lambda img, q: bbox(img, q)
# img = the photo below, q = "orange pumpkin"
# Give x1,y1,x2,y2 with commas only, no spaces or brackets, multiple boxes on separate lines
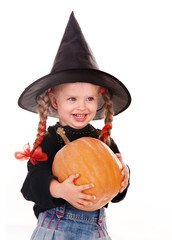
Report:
52,128,123,211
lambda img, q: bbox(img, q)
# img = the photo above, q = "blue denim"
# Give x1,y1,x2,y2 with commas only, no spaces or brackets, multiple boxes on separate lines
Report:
30,203,111,239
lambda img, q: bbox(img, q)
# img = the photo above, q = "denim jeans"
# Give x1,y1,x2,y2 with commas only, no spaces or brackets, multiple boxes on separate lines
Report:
30,203,111,239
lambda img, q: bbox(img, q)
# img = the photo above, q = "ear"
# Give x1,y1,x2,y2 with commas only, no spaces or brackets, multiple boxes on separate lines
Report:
49,92,58,109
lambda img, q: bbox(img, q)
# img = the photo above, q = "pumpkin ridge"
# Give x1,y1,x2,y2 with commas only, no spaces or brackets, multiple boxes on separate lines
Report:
52,136,123,211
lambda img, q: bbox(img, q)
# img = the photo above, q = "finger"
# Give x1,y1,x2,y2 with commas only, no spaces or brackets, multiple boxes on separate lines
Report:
115,153,122,161
77,199,93,207
80,193,96,201
67,174,79,183
121,168,127,177
78,183,94,191
119,187,125,193
116,153,125,165
121,167,129,179
119,182,125,193
119,179,128,193
115,154,126,168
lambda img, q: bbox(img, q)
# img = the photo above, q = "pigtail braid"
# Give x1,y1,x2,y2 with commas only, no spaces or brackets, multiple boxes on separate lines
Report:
33,90,51,147
99,90,114,146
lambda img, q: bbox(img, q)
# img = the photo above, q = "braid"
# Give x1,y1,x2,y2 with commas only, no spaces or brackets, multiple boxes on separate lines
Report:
99,90,114,146
33,90,51,147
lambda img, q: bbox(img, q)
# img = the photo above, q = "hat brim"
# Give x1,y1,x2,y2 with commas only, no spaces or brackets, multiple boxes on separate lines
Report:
18,69,131,120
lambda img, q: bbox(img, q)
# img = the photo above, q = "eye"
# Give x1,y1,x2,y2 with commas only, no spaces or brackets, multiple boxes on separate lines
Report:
68,97,76,101
87,97,94,101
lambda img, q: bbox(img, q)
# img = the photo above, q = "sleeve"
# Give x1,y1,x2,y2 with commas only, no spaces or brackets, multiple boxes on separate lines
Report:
109,137,130,203
21,129,65,209
21,161,58,209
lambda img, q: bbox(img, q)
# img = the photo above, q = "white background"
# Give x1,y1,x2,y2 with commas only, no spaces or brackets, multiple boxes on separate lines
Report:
1,0,172,239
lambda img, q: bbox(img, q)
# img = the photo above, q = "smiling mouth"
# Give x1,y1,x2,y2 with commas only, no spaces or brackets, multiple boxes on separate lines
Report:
73,114,87,119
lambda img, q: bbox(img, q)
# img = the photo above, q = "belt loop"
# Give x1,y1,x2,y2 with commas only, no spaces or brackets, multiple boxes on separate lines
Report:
55,203,66,215
55,204,66,230
97,207,109,238
98,207,105,221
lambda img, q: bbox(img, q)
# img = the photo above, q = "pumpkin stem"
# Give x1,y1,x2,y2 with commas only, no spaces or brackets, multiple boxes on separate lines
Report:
57,127,70,145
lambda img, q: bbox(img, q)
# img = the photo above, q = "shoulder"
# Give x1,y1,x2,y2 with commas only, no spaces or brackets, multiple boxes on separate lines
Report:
42,125,57,146
27,124,62,169
40,124,63,158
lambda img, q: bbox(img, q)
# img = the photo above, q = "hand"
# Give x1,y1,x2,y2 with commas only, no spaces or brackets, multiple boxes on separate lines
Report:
116,153,129,193
57,174,96,209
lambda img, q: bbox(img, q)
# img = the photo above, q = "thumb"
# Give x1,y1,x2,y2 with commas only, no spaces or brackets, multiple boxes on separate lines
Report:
115,153,125,168
115,153,122,160
115,153,124,163
67,174,79,183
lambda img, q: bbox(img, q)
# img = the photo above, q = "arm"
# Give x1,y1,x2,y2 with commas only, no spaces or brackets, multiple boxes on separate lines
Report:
21,130,64,209
109,138,130,203
21,129,96,210
21,159,62,209
49,174,96,209
111,157,130,203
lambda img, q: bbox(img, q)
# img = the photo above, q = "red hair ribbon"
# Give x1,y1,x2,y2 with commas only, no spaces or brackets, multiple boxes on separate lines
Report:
99,124,111,140
39,121,46,133
15,143,48,165
47,88,51,93
100,87,107,94
39,126,46,133
35,135,44,146
41,121,46,126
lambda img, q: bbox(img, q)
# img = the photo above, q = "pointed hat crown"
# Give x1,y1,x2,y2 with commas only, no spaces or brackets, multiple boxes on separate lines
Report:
18,12,131,119
50,12,99,73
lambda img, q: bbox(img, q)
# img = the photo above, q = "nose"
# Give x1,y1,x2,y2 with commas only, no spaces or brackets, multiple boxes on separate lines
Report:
76,100,86,111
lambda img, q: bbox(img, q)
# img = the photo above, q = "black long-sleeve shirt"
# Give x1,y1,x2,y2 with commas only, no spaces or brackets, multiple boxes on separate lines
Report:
21,123,129,218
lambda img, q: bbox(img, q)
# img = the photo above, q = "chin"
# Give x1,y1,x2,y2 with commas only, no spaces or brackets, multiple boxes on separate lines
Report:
71,122,89,129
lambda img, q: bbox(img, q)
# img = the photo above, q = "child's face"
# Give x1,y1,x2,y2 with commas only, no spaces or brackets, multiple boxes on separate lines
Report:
49,82,100,129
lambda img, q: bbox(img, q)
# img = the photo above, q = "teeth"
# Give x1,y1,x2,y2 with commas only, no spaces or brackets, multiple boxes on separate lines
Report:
74,114,86,118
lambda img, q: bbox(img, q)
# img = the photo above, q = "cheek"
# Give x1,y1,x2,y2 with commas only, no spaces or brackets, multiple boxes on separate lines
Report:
90,102,98,113
58,103,73,114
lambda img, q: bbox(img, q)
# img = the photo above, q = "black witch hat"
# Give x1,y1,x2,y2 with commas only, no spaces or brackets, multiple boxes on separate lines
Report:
18,12,131,119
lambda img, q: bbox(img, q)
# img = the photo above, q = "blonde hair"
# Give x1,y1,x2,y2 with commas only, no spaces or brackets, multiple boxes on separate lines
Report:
98,90,114,146
33,90,50,147
34,88,114,147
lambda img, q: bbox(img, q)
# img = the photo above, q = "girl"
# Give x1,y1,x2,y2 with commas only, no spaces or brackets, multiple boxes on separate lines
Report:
15,12,131,240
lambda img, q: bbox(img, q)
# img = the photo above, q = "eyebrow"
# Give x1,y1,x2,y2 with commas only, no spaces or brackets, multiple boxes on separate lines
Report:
65,93,98,97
